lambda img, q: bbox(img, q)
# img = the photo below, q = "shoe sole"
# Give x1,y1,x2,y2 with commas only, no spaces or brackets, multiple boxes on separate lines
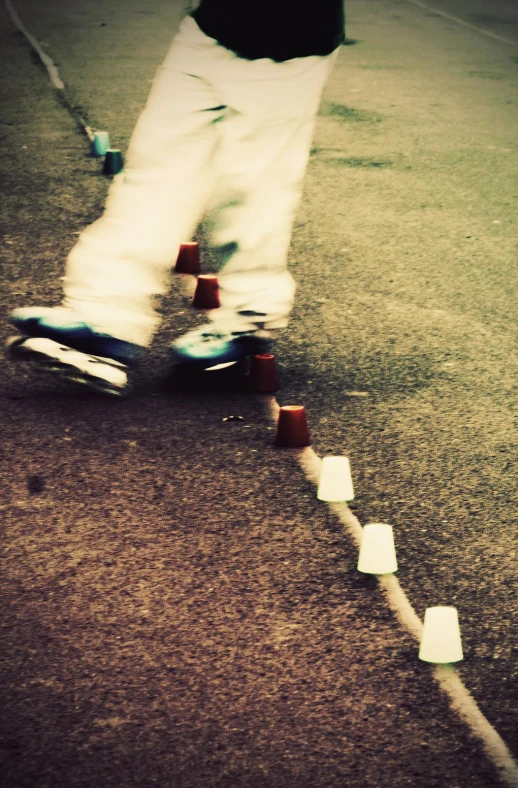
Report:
199,361,239,371
7,335,129,397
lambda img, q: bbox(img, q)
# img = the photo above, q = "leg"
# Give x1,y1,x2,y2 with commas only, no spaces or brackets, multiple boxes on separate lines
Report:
203,113,315,333
170,48,339,366
63,17,226,346
204,48,340,333
8,18,229,391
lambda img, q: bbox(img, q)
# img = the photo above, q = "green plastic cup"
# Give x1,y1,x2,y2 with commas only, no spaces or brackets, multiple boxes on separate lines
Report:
92,131,111,156
103,149,124,176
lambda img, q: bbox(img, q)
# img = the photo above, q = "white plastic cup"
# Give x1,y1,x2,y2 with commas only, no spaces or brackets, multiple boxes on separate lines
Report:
357,523,398,574
419,606,463,663
92,131,111,156
317,456,354,502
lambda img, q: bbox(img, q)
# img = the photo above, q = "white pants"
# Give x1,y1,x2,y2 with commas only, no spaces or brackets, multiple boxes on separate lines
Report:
64,16,339,346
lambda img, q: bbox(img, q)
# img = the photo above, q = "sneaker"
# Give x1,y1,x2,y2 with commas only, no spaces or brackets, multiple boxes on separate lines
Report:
9,307,142,365
7,306,144,396
171,325,271,369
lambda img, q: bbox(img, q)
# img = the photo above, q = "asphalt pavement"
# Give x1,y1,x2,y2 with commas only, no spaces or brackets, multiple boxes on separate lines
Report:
1,1,517,786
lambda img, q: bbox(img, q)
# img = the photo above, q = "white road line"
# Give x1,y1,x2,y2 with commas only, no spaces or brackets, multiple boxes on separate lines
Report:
405,0,518,47
266,397,518,788
434,666,518,788
4,0,65,89
4,0,95,141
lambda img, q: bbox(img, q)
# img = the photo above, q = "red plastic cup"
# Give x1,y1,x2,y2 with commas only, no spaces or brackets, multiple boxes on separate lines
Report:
274,405,311,447
175,242,201,274
192,274,220,309
249,353,278,393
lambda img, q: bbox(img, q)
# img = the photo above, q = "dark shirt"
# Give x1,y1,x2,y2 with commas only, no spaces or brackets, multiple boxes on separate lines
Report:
191,0,345,62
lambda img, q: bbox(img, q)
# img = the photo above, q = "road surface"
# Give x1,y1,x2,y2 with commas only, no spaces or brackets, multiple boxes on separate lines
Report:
1,1,517,786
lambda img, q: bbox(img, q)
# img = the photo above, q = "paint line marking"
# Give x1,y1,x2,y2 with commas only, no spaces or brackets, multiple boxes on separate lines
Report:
405,0,518,47
434,666,518,788
266,397,518,787
5,0,65,89
4,0,95,141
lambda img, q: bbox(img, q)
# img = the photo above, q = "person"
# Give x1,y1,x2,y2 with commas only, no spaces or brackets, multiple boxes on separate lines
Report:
8,0,345,394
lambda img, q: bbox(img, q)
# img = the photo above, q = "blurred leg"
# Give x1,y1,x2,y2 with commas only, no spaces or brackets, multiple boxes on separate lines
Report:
203,48,339,333
64,17,225,345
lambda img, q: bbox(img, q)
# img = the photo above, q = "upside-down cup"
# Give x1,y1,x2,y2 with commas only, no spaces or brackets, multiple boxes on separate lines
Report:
419,606,464,664
192,274,220,309
175,242,201,274
274,405,310,447
357,523,398,574
103,148,124,175
249,354,278,393
317,456,354,502
92,131,111,157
